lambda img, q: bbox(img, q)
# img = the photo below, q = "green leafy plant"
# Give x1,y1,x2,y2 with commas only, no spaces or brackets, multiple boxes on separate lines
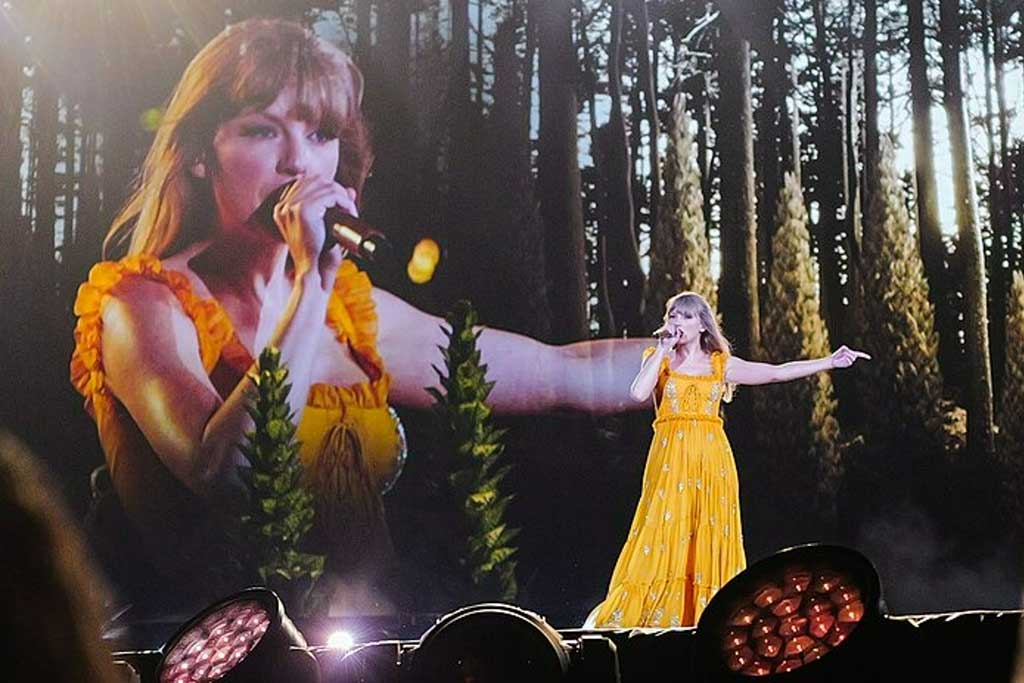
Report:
239,346,324,614
428,300,518,601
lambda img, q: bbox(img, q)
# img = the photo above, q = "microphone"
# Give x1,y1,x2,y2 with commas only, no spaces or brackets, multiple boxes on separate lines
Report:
653,327,677,341
251,182,391,262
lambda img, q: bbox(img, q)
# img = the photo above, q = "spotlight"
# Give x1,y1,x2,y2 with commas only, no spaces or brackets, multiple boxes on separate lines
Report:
327,631,356,651
113,588,319,683
408,603,620,683
696,544,883,680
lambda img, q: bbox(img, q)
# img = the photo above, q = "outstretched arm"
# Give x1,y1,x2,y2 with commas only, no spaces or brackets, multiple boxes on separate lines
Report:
374,287,651,414
724,345,870,386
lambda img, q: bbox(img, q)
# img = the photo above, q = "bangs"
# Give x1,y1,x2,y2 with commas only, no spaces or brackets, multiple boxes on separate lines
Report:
669,293,704,317
221,24,362,136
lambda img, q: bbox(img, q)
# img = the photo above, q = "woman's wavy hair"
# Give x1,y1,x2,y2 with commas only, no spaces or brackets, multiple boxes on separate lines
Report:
104,18,373,258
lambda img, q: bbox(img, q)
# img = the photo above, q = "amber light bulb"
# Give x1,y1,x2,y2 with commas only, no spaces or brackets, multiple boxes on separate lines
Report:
838,600,865,623
783,569,812,595
808,612,835,639
751,614,778,638
754,634,783,659
722,628,749,650
729,605,759,626
771,595,802,617
753,584,783,608
777,615,808,638
782,635,816,658
726,646,756,671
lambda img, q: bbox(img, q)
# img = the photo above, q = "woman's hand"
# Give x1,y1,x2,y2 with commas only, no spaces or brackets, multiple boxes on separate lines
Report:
830,345,871,368
272,175,358,285
654,327,678,355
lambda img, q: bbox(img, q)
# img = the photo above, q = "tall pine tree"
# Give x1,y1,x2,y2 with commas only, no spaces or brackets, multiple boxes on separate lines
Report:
858,138,945,457
996,271,1024,541
645,93,716,331
755,172,841,537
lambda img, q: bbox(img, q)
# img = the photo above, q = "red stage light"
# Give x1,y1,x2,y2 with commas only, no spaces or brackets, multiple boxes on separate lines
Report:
696,544,882,680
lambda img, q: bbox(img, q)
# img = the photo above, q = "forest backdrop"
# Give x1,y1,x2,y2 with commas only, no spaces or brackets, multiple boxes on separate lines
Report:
1,0,1023,623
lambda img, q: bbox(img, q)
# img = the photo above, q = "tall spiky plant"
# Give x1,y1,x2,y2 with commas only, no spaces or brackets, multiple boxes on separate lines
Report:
428,301,518,601
645,93,716,331
755,172,841,531
239,347,324,614
997,271,1024,538
857,137,945,452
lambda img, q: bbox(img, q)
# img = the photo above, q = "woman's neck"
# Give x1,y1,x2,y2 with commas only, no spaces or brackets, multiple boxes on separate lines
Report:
188,223,291,306
673,339,706,363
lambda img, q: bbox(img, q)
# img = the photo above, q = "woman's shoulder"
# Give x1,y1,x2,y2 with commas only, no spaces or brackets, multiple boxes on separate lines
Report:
75,255,200,319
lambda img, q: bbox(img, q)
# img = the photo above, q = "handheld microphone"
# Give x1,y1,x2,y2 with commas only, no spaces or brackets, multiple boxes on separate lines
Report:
251,182,391,262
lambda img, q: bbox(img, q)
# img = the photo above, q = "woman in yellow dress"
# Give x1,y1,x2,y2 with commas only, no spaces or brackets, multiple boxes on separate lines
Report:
70,18,650,615
587,292,869,628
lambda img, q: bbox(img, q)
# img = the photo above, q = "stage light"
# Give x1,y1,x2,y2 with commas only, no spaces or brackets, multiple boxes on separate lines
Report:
409,603,572,683
327,630,356,651
696,544,883,680
113,588,319,683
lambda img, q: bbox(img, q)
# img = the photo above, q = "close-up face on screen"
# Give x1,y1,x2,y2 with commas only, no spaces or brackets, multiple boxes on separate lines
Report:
1,2,1023,682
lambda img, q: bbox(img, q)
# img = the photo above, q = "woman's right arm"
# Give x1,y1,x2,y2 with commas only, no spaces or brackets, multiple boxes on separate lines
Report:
628,340,671,401
101,274,332,500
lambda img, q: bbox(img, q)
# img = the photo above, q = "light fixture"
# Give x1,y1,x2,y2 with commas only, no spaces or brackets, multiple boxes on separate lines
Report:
113,588,318,683
696,544,883,680
408,603,620,683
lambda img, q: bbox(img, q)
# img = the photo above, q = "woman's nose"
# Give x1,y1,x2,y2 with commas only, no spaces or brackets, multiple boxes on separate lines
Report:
277,137,308,176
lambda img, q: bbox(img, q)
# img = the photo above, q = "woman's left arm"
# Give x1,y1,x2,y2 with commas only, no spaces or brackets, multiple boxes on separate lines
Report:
724,345,871,386
374,288,651,414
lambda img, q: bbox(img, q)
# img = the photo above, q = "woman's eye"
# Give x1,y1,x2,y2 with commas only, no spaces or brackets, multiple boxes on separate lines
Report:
241,125,276,139
310,129,337,144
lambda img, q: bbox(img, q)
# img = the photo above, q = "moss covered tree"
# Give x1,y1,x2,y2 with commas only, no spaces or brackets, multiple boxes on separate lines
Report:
852,137,946,519
429,301,518,601
997,271,1024,541
755,172,841,536
645,93,716,331
239,347,325,615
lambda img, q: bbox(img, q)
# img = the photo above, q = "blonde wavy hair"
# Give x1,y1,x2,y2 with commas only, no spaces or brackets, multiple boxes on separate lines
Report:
104,18,372,258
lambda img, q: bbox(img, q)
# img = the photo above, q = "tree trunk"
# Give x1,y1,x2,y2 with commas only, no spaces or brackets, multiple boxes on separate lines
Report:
991,1,1013,404
630,0,661,234
811,0,846,346
862,0,879,244
696,73,714,247
939,0,995,458
716,19,760,356
909,0,958,382
537,0,588,341
601,0,643,337
755,0,787,318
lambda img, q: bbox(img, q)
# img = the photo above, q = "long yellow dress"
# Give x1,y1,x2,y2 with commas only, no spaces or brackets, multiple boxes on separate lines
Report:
590,348,746,628
70,255,405,605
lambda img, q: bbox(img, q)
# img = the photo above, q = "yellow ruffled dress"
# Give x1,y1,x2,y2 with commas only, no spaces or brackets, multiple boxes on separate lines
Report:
70,256,405,600
590,349,746,628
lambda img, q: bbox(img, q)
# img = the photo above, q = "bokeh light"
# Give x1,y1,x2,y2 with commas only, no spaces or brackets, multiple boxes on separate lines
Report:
407,237,440,284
